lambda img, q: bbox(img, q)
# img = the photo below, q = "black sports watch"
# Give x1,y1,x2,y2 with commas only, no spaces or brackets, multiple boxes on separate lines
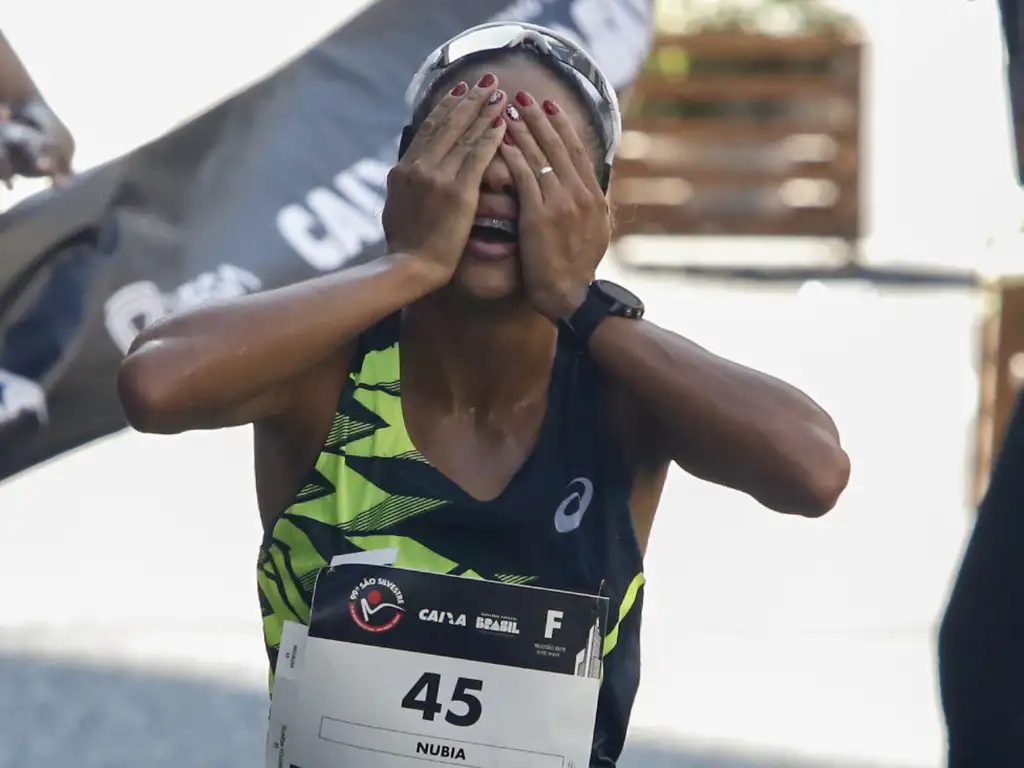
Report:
563,280,644,348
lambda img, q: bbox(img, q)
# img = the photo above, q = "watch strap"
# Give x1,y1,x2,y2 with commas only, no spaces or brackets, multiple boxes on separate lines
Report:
564,285,613,348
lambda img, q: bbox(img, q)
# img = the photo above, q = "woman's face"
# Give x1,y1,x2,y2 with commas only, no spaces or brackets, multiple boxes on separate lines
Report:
418,56,603,305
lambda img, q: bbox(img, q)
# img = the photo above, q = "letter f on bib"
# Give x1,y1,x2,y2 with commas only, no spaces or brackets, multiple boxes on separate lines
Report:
545,610,563,639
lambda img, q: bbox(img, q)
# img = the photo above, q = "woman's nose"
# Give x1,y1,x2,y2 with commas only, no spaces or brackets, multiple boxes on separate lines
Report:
480,151,515,193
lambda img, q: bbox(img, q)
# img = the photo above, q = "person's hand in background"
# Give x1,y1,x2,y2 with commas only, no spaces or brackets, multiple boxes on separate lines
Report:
0,31,74,189
0,100,73,188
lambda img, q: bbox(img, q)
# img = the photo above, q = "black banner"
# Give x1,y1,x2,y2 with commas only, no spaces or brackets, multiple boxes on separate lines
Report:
0,0,653,483
310,564,608,676
1000,0,1024,184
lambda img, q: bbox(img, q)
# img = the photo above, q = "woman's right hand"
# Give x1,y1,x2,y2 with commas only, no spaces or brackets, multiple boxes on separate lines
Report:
383,74,508,285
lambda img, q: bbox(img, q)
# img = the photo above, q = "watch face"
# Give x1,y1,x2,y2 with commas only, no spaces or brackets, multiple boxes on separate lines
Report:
594,279,644,312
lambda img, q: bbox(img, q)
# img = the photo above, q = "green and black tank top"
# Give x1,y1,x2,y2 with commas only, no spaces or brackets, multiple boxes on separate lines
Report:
257,313,646,767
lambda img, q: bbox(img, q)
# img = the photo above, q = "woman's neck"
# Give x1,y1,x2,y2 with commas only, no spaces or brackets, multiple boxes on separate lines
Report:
402,290,557,415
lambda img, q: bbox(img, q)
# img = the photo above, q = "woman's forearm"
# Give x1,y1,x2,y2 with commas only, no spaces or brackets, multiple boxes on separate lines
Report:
118,252,444,432
590,316,850,516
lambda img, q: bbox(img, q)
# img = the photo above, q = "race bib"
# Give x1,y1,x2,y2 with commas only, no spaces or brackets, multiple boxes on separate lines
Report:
269,563,608,768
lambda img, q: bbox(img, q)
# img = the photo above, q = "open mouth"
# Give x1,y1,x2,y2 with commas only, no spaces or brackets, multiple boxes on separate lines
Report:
470,216,518,244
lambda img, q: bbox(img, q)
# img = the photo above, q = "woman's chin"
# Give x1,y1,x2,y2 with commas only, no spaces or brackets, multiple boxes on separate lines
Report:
450,259,522,303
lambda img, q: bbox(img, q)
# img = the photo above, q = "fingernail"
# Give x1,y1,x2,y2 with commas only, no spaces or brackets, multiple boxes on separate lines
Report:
515,91,533,107
505,104,520,121
487,89,505,105
543,99,559,115
503,134,515,146
492,115,505,129
478,73,496,88
450,82,468,97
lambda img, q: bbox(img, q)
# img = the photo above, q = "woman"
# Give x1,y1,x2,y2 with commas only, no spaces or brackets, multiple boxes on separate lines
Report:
117,23,850,767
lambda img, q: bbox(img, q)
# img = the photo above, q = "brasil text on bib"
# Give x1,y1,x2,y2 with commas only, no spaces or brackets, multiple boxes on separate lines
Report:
268,560,608,768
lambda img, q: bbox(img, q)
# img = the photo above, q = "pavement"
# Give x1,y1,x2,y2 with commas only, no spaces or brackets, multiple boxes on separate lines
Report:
0,653,901,768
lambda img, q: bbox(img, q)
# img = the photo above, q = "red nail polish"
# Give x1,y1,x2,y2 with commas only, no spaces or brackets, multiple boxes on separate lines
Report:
450,82,468,97
492,115,505,129
478,73,496,87
515,91,533,107
543,99,559,115
503,134,515,146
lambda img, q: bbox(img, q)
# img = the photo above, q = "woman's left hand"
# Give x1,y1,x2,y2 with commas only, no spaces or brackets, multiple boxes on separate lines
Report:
499,93,611,322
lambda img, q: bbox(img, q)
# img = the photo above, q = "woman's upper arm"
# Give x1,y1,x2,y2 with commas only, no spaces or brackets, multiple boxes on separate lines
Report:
603,379,670,472
204,386,297,430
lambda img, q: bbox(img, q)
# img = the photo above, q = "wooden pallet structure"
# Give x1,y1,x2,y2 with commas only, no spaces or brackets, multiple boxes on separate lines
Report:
611,31,863,265
974,278,1024,504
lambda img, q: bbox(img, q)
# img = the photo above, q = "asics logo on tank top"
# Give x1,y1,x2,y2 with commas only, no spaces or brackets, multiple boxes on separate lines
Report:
553,477,594,533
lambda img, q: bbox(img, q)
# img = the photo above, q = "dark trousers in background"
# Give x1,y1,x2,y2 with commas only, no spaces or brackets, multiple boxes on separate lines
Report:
939,389,1024,766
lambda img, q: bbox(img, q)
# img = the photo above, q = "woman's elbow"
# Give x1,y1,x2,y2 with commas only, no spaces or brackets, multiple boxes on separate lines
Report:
756,430,850,518
116,344,186,434
789,440,851,518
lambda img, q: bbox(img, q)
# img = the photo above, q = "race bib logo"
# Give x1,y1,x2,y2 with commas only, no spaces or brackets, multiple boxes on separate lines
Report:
349,576,406,633
418,609,468,627
475,614,520,635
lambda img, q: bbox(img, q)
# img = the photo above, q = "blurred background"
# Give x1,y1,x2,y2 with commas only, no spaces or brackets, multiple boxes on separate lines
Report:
0,0,1020,766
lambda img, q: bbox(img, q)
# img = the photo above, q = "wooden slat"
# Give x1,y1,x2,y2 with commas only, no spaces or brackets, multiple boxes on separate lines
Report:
974,280,1024,502
611,174,860,194
611,32,863,242
613,204,858,238
614,137,859,172
611,185,859,218
612,162,857,187
650,33,862,57
634,74,858,101
622,117,858,139
974,286,1002,505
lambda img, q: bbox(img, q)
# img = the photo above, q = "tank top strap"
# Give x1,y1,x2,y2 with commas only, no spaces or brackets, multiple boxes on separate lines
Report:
348,312,402,380
549,323,625,465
